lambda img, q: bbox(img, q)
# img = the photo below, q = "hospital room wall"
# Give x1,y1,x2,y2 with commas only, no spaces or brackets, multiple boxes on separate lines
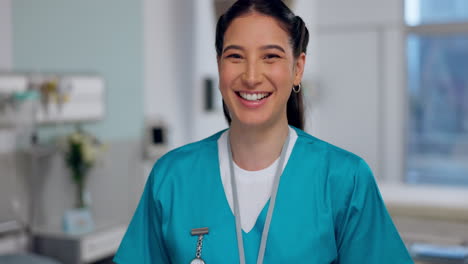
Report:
0,0,12,70
12,0,145,142
312,0,405,181
0,0,18,224
143,0,196,149
0,0,146,229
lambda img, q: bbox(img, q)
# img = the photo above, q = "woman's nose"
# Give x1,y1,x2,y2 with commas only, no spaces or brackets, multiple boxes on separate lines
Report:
242,61,263,88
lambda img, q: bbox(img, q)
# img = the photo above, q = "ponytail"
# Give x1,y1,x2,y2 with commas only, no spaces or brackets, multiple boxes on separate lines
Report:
287,89,304,130
285,15,309,130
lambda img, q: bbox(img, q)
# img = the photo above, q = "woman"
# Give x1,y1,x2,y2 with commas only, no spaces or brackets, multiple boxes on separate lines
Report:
114,1,414,263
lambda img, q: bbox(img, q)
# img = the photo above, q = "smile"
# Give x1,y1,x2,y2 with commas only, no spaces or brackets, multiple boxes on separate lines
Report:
236,92,272,101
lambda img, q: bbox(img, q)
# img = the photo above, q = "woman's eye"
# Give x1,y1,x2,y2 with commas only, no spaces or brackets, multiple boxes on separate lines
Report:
226,54,242,59
264,54,281,60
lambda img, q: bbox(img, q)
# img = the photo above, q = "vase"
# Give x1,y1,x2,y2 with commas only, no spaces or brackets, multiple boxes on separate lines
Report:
64,177,94,235
63,207,94,235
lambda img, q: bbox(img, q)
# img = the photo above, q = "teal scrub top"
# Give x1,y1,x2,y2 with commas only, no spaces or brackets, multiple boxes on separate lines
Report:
114,127,414,264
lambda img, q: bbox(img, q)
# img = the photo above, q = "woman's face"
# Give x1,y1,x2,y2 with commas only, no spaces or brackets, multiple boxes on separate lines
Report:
218,12,305,128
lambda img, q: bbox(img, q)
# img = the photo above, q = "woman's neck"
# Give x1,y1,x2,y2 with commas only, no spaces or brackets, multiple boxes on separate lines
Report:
229,121,289,171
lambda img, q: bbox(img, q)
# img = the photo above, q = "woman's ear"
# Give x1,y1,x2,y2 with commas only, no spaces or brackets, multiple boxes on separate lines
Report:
294,52,306,85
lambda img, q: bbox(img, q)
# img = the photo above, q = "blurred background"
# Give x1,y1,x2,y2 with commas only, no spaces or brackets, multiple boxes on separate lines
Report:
0,0,467,263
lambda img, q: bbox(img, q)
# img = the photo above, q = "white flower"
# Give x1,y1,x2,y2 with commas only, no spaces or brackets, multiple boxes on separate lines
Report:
70,132,85,144
82,143,96,164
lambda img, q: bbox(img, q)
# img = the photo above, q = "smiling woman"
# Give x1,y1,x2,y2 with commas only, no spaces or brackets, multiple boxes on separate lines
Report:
218,12,305,133
114,1,414,263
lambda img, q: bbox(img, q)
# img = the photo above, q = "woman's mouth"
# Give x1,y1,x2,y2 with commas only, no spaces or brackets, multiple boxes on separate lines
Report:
236,92,272,101
234,91,272,109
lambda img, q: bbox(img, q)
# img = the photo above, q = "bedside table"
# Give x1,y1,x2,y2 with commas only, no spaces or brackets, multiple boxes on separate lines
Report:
33,225,126,264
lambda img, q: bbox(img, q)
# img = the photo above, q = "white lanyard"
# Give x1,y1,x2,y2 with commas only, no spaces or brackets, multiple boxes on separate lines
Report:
227,131,290,264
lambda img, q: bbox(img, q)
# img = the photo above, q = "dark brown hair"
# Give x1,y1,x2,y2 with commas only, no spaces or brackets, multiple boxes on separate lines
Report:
216,0,309,130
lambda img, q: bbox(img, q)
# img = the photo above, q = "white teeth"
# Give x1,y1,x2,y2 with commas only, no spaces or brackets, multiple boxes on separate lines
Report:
239,92,269,101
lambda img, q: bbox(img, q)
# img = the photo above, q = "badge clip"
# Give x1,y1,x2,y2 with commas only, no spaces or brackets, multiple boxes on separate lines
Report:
190,227,209,264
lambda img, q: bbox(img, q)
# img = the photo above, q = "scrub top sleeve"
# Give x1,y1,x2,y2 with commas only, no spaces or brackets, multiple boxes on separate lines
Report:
336,159,414,264
113,168,170,264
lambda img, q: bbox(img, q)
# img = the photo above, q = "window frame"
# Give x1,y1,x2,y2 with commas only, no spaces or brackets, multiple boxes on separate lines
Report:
379,5,468,221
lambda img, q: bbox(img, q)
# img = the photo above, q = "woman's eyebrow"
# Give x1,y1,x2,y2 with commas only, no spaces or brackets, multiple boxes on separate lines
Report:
260,45,285,53
223,44,286,54
223,45,244,53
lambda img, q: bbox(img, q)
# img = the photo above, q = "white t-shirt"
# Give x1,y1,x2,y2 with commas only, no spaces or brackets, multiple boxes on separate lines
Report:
217,127,298,233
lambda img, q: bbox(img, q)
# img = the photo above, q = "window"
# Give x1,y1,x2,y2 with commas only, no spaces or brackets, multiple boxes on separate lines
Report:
405,0,468,186
405,0,468,26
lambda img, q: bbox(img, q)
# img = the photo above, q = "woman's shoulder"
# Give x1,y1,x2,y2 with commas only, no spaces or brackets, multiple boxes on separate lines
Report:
293,127,376,195
293,127,366,168
155,129,226,168
146,130,226,189
293,127,377,214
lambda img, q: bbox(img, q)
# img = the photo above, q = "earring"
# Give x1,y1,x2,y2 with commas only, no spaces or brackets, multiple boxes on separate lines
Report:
292,83,301,93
